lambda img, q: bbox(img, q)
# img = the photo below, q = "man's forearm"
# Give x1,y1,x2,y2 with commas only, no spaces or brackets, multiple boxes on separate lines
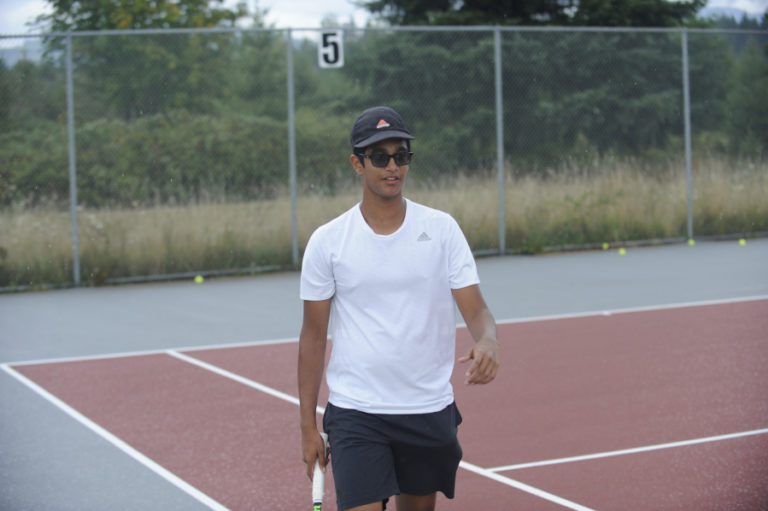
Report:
298,334,326,431
467,307,497,344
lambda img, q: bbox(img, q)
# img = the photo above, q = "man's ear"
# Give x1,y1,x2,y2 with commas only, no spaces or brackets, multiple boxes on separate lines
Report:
350,153,364,176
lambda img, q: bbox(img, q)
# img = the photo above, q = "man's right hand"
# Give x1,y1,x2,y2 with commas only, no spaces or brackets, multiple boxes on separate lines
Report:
301,428,328,480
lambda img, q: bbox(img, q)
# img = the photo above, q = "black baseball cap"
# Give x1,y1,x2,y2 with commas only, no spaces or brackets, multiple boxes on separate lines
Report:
350,106,414,150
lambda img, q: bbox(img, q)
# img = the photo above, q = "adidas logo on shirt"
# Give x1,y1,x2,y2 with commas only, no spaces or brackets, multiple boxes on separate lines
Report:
417,232,431,242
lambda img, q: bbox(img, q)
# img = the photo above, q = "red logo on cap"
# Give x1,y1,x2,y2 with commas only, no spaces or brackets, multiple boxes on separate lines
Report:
376,119,391,129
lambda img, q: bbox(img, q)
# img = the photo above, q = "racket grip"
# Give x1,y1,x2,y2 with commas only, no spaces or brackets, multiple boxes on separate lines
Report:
312,432,328,507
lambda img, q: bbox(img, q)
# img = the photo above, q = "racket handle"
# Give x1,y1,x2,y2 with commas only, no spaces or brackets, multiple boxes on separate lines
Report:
312,432,328,508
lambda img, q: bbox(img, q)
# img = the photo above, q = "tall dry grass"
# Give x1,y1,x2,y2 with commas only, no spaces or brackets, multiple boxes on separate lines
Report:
1,156,766,287
505,162,688,252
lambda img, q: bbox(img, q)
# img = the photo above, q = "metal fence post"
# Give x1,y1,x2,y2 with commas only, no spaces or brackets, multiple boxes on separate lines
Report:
66,33,81,285
494,27,505,255
286,29,299,267
681,28,693,241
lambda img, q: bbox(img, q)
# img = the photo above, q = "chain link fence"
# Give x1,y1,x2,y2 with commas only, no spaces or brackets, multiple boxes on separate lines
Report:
1,26,766,289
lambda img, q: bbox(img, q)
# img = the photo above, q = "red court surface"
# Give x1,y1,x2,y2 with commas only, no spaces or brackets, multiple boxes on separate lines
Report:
7,298,768,510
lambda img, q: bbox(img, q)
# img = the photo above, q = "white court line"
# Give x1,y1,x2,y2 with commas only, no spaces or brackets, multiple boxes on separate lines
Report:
490,427,768,472
491,294,768,327
7,294,767,367
166,350,322,415
0,363,230,511
7,336,300,367
169,350,594,510
459,460,595,511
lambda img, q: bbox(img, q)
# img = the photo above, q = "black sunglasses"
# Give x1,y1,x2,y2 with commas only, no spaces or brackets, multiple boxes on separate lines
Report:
357,151,414,168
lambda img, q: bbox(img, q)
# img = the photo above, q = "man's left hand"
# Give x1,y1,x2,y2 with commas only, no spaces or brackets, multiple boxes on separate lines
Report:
458,337,499,385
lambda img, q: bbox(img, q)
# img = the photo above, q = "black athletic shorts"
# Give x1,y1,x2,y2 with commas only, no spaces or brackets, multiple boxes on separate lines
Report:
322,401,463,511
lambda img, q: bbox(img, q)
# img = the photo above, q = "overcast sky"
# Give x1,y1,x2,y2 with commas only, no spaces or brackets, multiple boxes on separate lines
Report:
0,0,372,34
1,0,766,35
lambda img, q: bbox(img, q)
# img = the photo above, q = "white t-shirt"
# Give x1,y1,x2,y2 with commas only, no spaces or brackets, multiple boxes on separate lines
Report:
300,198,480,414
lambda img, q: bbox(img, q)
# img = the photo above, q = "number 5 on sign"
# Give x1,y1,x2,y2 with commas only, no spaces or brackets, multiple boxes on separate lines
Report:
319,30,344,68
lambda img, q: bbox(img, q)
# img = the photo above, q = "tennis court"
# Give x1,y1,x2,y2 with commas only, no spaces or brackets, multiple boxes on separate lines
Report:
2,240,767,510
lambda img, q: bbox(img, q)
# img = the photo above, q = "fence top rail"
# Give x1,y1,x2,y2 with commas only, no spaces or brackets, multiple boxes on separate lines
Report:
1,24,766,39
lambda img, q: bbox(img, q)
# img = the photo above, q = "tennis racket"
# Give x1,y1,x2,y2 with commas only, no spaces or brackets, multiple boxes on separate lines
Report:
312,432,329,510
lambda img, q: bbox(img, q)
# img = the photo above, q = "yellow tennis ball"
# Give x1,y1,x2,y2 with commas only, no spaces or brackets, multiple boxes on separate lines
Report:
688,239,695,246
739,238,746,246
618,248,626,256
194,275,204,284
602,242,609,250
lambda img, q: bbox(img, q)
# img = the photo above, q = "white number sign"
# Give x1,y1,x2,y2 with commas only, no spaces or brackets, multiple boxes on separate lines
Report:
319,30,344,68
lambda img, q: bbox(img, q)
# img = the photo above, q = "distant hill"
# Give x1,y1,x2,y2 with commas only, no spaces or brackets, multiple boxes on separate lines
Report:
698,6,764,21
0,39,44,66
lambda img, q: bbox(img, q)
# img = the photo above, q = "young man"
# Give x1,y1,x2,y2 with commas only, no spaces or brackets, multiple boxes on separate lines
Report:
298,106,499,511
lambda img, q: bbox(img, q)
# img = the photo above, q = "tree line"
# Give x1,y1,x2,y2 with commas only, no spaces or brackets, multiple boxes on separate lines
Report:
0,0,766,207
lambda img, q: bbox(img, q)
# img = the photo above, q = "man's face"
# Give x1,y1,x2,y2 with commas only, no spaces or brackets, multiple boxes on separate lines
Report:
351,139,410,201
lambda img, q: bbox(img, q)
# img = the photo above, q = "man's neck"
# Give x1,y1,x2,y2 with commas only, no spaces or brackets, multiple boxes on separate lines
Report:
359,196,406,235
